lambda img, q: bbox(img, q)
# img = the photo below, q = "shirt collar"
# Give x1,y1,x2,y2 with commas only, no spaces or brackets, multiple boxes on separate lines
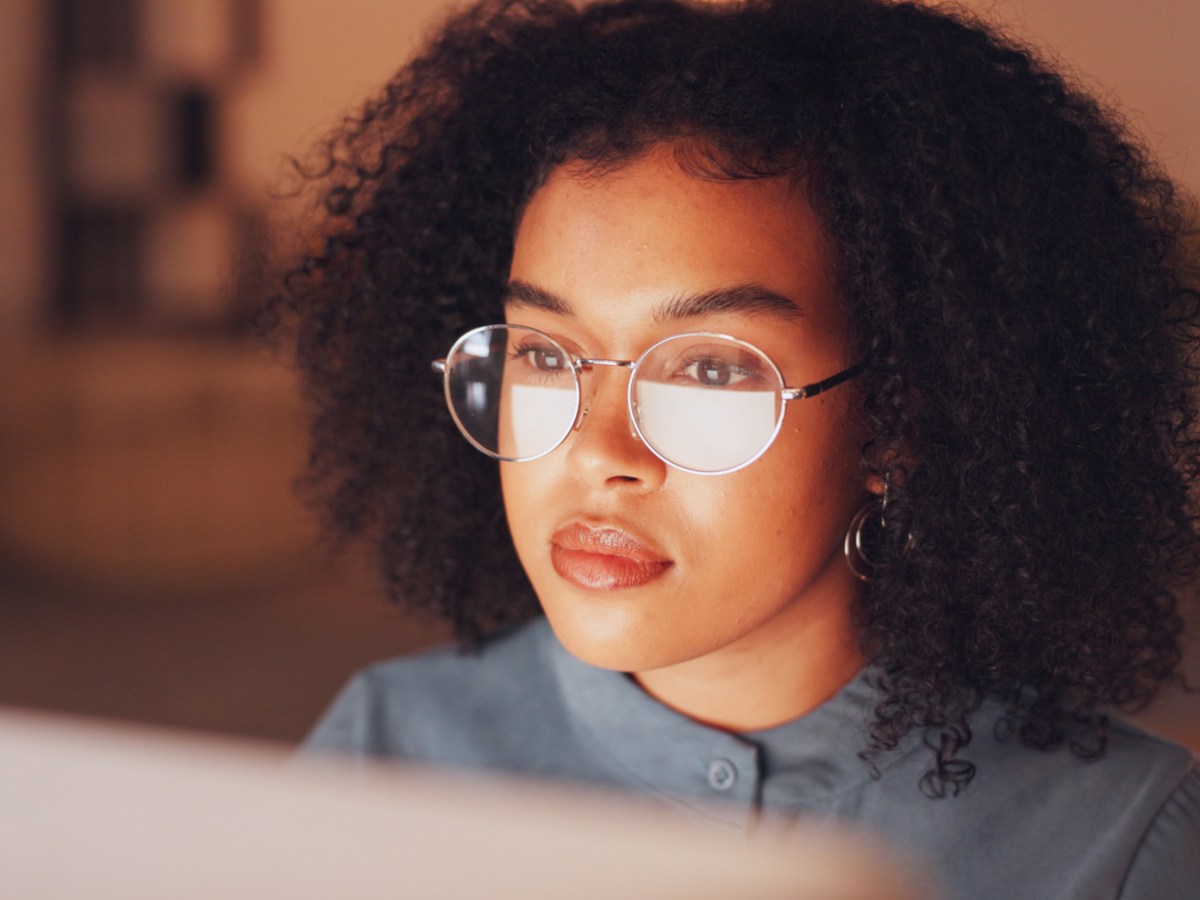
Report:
536,618,885,823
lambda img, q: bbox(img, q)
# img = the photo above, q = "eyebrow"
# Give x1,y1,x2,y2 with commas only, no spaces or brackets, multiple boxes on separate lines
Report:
503,280,804,322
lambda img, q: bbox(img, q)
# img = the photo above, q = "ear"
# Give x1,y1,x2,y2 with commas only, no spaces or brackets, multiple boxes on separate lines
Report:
865,473,886,497
863,446,915,498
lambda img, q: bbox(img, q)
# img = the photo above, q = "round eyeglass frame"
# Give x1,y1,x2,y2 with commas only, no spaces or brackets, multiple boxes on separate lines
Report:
432,323,864,476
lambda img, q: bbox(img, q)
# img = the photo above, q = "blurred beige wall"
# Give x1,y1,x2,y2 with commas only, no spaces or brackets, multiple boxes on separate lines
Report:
957,0,1198,193
227,0,449,201
226,0,1199,200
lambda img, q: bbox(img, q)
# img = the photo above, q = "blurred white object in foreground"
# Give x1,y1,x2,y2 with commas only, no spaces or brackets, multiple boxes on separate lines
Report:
0,708,937,899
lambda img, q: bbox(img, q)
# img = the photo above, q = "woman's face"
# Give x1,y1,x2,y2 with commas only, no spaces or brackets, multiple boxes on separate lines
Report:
501,146,868,685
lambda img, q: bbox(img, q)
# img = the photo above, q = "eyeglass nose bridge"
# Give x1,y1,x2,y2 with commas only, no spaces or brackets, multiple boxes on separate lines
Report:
575,358,636,368
571,357,638,437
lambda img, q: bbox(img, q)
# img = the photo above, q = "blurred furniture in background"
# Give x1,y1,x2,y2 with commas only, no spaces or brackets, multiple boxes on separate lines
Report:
0,336,450,742
0,0,454,744
51,0,263,330
0,336,310,597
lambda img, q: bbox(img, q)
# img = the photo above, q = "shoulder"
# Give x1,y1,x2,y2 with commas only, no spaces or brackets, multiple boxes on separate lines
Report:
1102,721,1200,899
955,713,1195,810
855,711,1198,899
974,715,1198,847
301,618,567,766
960,716,1198,898
355,616,555,711
1119,761,1200,898
1099,718,1197,802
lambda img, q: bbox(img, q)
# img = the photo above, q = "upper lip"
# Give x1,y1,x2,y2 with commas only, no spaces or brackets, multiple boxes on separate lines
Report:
550,521,671,563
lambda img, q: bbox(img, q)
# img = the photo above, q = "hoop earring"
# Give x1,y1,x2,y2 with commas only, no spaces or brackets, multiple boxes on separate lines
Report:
844,501,883,582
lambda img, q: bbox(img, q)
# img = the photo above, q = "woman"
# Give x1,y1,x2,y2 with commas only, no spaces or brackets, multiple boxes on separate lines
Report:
267,0,1200,895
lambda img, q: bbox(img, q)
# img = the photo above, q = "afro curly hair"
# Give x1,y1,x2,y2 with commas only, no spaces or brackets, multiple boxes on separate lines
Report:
264,0,1200,796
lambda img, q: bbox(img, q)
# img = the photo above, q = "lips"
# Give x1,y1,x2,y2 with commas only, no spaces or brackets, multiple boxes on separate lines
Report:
550,522,673,590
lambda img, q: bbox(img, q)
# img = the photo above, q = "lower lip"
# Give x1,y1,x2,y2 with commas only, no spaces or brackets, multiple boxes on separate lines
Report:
550,545,672,591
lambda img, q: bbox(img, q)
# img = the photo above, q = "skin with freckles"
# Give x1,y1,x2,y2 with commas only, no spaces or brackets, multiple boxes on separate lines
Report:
500,145,871,731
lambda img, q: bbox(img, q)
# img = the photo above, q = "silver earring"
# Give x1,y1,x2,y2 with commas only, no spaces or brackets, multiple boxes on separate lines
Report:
845,482,915,582
844,501,883,582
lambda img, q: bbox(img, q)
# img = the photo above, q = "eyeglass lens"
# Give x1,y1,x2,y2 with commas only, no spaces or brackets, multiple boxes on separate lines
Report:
443,325,786,473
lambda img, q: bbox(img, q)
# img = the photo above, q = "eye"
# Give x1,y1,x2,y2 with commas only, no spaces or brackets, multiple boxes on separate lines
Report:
511,340,571,374
678,355,756,387
684,357,742,386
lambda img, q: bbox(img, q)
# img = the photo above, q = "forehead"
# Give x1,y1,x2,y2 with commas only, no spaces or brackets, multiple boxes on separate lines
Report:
508,146,844,339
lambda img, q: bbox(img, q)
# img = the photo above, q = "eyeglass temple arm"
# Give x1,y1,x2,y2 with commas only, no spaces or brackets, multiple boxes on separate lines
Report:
432,359,447,375
782,361,866,401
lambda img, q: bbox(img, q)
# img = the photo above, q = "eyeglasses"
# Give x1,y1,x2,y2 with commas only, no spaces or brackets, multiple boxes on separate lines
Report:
431,324,863,475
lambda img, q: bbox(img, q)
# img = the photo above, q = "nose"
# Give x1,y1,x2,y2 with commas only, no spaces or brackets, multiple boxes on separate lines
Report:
565,366,667,489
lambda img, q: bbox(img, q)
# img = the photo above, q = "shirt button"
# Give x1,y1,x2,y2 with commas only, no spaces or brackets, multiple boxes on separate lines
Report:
706,758,737,791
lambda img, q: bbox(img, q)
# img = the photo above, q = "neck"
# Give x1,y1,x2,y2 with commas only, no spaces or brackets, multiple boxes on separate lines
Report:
632,576,864,732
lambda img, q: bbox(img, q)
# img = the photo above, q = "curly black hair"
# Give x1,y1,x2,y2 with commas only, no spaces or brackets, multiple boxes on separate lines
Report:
264,0,1200,795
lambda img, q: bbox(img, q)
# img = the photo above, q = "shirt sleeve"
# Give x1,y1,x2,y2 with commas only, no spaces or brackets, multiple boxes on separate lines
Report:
1118,762,1200,899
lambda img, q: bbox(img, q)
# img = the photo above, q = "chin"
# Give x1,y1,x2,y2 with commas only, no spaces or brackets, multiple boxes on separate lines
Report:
537,597,682,674
540,602,705,681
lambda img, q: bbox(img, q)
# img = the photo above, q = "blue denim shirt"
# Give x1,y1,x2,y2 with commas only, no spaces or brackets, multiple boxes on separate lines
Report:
305,617,1200,899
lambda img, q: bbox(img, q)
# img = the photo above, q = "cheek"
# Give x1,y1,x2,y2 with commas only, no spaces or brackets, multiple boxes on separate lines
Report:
500,462,553,562
783,399,866,486
499,465,530,537
672,465,832,571
739,413,867,541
